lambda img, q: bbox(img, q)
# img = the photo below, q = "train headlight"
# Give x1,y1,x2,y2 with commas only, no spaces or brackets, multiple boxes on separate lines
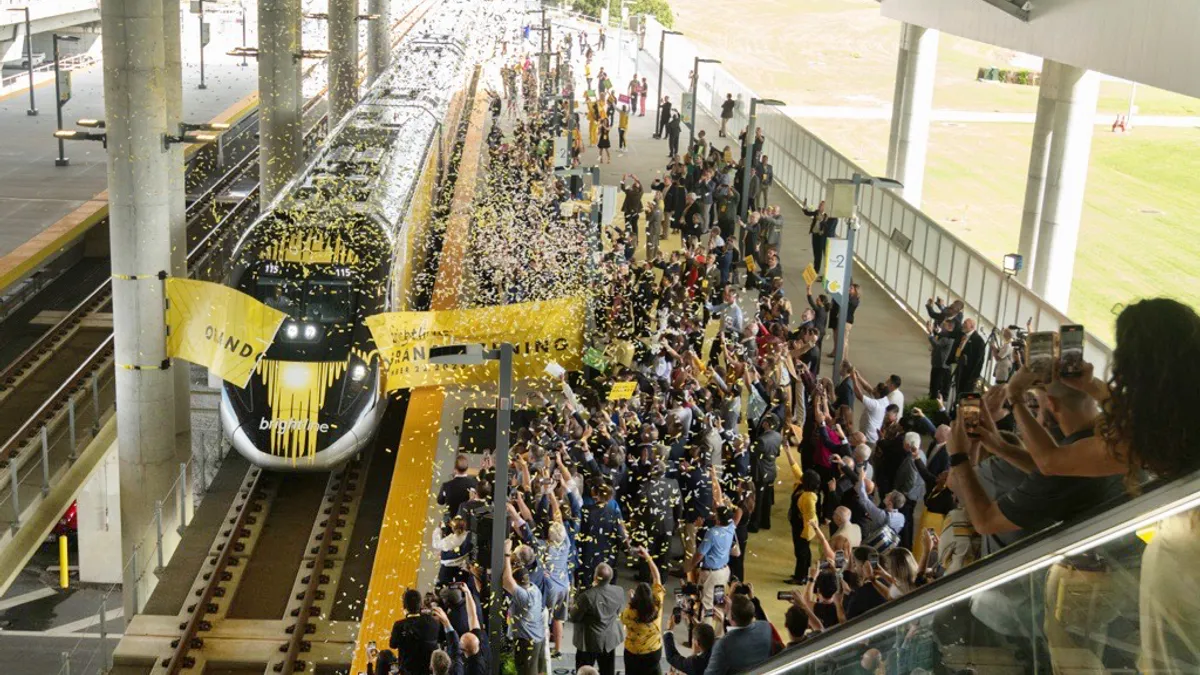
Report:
350,363,368,382
284,323,299,339
303,324,319,340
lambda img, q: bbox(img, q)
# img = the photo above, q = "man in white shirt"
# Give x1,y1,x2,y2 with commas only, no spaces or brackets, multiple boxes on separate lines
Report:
885,374,904,414
850,368,888,444
831,506,862,548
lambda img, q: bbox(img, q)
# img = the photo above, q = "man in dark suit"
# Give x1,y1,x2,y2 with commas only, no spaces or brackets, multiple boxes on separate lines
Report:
704,596,774,675
569,562,626,675
954,318,987,395
390,589,442,675
750,414,782,531
928,318,956,400
656,96,673,138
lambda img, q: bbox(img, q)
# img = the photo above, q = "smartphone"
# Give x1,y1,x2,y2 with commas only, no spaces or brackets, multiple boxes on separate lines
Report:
672,606,683,622
834,550,846,570
818,559,832,571
712,584,726,606
776,590,794,600
674,589,686,601
958,392,982,438
703,609,715,618
926,528,936,537
1027,331,1059,382
1059,325,1085,378
868,550,880,566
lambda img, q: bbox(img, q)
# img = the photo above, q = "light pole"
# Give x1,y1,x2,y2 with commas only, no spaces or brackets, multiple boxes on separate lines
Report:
198,0,207,89
654,29,682,136
239,0,248,67
428,343,514,675
52,34,80,166
7,7,37,115
829,173,903,380
738,97,785,221
688,56,719,152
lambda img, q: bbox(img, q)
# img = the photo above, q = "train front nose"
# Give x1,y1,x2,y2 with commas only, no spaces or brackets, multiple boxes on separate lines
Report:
220,358,385,471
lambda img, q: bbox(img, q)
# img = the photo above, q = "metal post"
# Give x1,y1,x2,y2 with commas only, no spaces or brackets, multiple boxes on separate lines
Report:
67,398,77,459
832,178,863,381
198,0,207,89
487,343,514,675
688,56,699,152
53,35,68,166
130,544,140,613
20,8,37,115
61,651,70,675
9,468,20,531
177,461,189,532
615,0,623,80
91,374,102,433
99,598,111,670
40,426,51,495
240,1,248,66
1127,81,1137,127
655,31,666,137
739,98,759,221
154,500,165,572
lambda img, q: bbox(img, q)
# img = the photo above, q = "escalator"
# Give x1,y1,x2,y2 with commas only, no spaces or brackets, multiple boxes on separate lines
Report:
747,470,1200,675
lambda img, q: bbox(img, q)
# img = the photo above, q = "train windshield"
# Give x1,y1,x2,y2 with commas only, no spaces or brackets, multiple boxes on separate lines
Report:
255,276,355,324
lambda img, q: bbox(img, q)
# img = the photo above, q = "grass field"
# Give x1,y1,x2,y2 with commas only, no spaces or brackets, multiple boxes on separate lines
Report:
670,0,1200,344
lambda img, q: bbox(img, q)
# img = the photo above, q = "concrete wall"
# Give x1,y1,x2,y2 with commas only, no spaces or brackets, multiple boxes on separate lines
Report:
76,450,122,584
881,0,1200,99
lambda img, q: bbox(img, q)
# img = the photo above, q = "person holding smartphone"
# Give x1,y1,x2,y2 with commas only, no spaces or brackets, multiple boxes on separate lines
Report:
620,548,666,675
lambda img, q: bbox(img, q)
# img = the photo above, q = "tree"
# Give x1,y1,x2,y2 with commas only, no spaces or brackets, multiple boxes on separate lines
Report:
570,0,674,28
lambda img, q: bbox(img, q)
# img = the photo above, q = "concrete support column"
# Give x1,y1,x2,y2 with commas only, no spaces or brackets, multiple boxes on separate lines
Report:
366,0,389,84
889,23,938,207
1032,63,1099,311
164,0,191,435
1016,60,1060,287
258,0,303,203
885,30,912,180
328,0,360,124
100,0,177,617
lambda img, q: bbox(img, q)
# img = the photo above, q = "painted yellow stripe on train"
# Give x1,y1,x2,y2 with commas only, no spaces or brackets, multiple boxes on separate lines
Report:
348,52,492,675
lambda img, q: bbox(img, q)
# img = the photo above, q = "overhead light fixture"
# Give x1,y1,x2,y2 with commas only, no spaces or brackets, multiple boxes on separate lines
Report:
77,119,106,128
54,129,107,148
227,46,260,58
182,121,231,132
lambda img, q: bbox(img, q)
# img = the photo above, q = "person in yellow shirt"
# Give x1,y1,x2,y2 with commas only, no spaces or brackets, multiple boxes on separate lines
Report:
588,98,600,147
618,105,629,149
621,547,665,675
784,443,821,584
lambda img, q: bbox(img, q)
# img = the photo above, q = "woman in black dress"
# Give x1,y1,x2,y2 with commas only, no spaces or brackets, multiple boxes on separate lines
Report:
597,118,612,164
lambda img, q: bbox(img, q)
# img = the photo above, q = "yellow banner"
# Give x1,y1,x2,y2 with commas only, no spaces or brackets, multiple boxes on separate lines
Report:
165,278,288,387
366,296,586,391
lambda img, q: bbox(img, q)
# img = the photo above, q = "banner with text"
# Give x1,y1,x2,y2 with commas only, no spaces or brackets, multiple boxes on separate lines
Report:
366,296,586,390
165,278,288,387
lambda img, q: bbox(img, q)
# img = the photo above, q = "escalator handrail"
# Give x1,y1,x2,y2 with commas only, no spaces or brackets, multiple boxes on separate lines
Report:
744,467,1200,674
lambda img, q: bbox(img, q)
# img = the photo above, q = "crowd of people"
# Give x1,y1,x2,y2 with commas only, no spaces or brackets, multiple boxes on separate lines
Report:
370,14,1200,675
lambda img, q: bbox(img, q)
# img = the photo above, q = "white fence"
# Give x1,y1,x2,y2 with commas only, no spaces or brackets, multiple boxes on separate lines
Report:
634,13,1113,374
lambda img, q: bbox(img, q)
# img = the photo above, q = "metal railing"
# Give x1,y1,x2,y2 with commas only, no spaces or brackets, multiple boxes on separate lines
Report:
629,12,1113,374
0,53,97,90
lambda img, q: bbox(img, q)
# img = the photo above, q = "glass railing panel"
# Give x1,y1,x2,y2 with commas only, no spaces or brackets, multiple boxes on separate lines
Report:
748,472,1200,675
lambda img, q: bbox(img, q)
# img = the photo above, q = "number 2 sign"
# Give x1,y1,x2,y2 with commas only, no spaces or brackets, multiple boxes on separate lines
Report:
824,237,849,295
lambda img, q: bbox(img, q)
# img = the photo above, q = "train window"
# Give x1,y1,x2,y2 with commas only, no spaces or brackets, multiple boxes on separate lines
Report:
256,277,302,317
304,280,354,323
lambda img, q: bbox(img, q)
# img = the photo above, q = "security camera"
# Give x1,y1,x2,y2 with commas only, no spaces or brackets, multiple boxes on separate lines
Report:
1021,2,1032,11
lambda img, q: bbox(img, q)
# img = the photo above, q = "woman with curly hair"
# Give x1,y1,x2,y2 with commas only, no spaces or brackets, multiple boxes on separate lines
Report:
1001,298,1200,672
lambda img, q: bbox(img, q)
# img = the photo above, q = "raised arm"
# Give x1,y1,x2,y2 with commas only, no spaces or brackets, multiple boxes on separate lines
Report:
639,546,662,587
1006,368,1125,477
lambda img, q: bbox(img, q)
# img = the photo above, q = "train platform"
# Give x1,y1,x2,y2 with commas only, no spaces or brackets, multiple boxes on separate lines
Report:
0,12,259,296
345,17,937,675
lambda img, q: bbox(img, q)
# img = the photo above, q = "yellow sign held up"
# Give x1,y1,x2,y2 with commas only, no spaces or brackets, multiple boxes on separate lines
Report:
607,381,638,400
802,263,818,288
165,278,288,387
366,296,586,391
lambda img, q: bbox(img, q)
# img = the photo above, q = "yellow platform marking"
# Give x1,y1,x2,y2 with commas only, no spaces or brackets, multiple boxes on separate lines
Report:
348,42,490,675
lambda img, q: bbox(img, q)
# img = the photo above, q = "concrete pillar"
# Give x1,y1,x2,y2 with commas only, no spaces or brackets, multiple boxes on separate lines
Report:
1032,64,1098,311
100,0,178,617
885,31,911,180
889,23,938,207
258,0,303,203
164,0,191,435
366,0,389,84
1016,60,1060,287
328,0,360,124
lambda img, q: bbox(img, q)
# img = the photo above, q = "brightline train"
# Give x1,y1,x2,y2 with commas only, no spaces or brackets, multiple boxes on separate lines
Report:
220,0,505,470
